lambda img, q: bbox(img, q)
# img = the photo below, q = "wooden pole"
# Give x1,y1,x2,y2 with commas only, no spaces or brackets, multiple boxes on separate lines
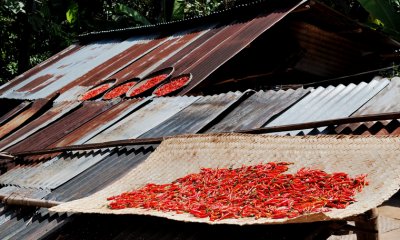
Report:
0,194,62,208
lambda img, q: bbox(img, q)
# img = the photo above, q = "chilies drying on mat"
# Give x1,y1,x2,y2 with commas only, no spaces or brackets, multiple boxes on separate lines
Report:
107,162,368,221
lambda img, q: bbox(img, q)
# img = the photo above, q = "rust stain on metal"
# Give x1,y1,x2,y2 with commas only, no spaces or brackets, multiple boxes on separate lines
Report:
171,3,303,95
63,38,166,91
7,101,115,153
112,34,199,82
0,101,80,151
0,101,31,126
0,99,52,140
49,99,142,148
154,27,219,72
0,44,82,95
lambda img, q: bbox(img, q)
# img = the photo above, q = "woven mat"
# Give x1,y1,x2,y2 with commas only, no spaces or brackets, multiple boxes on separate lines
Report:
50,134,400,225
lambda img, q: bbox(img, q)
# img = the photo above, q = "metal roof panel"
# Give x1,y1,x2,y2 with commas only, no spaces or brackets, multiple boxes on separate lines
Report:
140,92,244,138
206,88,310,133
266,79,390,135
87,96,200,143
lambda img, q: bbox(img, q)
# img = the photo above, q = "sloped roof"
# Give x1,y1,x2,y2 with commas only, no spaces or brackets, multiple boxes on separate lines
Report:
1,0,400,238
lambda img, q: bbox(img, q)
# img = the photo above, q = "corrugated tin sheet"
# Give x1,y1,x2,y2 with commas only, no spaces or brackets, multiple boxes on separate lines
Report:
0,98,51,139
0,101,80,151
140,92,244,138
45,145,155,202
49,99,148,147
0,37,152,100
88,96,200,143
174,2,305,95
0,148,112,189
333,77,400,135
7,101,116,153
265,79,390,135
0,101,31,126
0,44,82,95
206,88,310,133
111,28,209,82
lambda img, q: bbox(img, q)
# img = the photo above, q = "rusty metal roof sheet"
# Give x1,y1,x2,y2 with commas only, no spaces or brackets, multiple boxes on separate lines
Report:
49,99,148,147
0,37,152,100
265,78,390,135
87,96,200,143
174,2,305,95
139,92,244,138
0,101,31,126
7,101,116,153
0,101,80,151
205,88,310,133
0,44,82,96
0,98,52,140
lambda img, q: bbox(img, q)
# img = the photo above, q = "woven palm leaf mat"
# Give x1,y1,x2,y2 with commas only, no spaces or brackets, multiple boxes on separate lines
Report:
50,134,400,225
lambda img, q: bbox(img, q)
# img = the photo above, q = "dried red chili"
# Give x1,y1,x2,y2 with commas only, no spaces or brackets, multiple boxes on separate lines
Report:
107,162,368,221
127,74,168,97
103,81,137,100
153,76,190,96
80,83,112,101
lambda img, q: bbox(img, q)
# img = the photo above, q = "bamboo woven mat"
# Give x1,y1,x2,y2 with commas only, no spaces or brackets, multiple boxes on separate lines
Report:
50,134,400,225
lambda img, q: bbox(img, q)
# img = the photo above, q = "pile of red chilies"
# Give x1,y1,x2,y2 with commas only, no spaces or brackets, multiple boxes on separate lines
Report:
80,84,112,101
128,74,168,97
103,81,137,100
107,162,368,221
153,76,190,96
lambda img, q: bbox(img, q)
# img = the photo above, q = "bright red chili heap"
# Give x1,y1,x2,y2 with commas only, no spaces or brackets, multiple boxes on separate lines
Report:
107,162,368,221
103,81,137,100
127,74,168,97
153,76,190,97
80,83,112,101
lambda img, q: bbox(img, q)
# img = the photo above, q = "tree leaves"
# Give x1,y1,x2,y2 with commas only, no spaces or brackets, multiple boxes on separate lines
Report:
114,3,151,25
356,0,400,37
66,2,78,24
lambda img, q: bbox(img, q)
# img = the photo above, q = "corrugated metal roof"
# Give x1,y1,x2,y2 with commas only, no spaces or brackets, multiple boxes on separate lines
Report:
265,78,390,135
0,148,112,189
139,92,244,138
174,2,305,95
0,101,80,151
0,44,82,96
0,101,31,126
0,37,152,100
87,96,199,143
205,88,310,133
49,99,148,147
0,98,51,139
6,101,116,153
334,77,400,134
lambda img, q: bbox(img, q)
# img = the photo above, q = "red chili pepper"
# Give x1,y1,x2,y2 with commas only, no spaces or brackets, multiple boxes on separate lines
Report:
80,83,112,101
103,81,137,100
107,162,369,221
153,76,190,96
127,74,168,97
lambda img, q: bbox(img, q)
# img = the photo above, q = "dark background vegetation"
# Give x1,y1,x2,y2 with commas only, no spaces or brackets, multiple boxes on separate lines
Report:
1,0,399,84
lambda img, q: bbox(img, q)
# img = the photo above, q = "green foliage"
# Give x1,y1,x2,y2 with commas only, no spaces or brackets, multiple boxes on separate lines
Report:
356,0,400,37
114,3,151,25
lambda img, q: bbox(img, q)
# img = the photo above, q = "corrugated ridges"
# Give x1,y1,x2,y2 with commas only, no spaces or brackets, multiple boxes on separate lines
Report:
206,88,310,133
140,92,244,138
87,96,200,143
46,145,155,202
0,101,81,151
265,79,390,135
0,148,112,189
6,101,116,153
